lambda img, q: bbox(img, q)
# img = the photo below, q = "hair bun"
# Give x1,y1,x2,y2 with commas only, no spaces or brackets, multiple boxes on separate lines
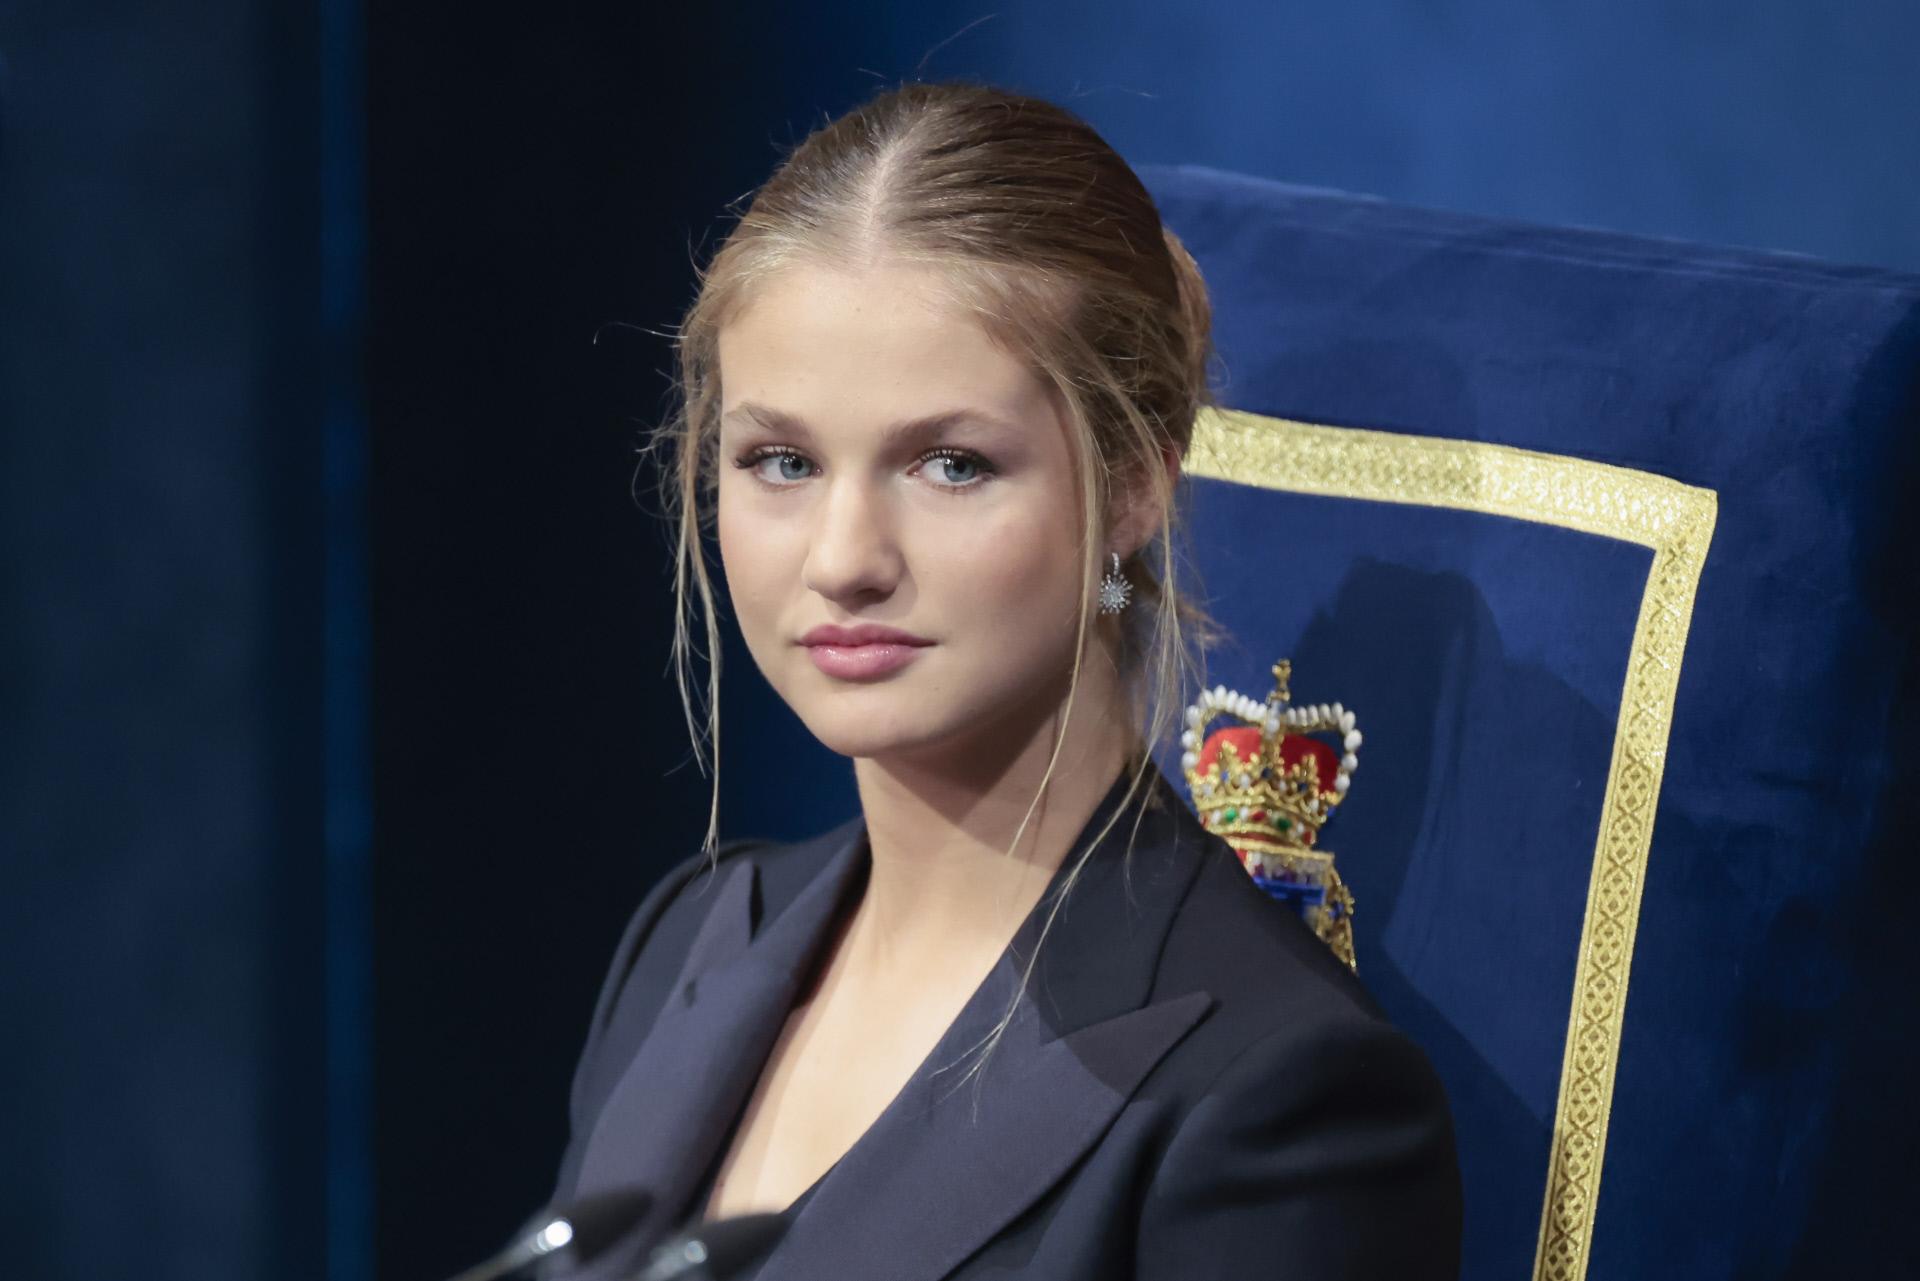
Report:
1160,225,1214,407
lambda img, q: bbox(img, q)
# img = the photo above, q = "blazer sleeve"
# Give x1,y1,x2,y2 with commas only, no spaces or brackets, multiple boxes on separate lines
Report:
1135,1014,1463,1280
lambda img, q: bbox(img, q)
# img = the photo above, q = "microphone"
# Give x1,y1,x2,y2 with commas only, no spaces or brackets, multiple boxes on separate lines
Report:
633,1213,791,1281
442,1186,654,1281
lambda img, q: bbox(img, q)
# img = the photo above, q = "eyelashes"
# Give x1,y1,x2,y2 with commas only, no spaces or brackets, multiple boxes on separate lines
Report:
730,446,998,494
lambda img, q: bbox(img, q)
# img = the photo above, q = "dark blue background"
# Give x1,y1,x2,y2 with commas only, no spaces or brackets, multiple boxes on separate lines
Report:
4,4,1916,1279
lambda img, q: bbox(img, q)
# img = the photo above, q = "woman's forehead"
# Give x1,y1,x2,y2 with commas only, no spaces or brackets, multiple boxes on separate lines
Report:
721,260,983,355
717,263,1057,438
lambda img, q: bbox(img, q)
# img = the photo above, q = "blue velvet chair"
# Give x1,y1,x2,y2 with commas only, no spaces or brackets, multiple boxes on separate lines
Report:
1133,164,1920,1281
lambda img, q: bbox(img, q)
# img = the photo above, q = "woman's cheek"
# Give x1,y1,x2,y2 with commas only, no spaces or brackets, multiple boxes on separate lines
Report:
948,512,1076,623
716,501,784,627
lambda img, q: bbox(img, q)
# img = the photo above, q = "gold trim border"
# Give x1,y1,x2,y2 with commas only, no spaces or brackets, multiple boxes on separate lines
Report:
1187,408,1718,1281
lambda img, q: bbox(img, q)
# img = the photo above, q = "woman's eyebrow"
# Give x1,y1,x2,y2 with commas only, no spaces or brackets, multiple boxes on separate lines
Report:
721,401,1020,446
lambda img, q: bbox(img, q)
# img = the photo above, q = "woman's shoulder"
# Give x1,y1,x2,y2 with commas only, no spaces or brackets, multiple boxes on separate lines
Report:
1149,833,1436,1092
1171,840,1383,1013
1136,839,1463,1273
577,820,860,1031
598,837,764,979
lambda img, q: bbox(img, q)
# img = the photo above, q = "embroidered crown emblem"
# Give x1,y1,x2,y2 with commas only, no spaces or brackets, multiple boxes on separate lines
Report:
1180,659,1362,970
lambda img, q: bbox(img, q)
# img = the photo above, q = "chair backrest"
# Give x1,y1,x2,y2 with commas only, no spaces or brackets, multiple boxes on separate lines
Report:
1136,163,1920,1281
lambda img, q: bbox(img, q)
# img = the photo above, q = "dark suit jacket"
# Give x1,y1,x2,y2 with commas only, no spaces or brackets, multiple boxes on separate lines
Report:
551,766,1462,1280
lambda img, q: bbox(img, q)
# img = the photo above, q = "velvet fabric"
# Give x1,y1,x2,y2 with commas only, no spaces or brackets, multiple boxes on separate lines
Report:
1134,164,1920,1279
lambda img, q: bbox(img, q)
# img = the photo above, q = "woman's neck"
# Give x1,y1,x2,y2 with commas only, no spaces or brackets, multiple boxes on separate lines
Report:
843,656,1141,974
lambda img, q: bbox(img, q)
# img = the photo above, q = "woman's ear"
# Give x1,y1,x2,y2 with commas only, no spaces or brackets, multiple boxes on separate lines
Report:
1109,443,1183,559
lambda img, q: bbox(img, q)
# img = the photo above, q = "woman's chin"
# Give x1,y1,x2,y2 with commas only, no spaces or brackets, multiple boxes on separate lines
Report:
786,668,1076,768
801,717,948,762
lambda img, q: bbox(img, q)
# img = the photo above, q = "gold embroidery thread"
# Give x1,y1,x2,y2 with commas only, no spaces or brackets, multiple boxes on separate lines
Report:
1186,408,1718,1281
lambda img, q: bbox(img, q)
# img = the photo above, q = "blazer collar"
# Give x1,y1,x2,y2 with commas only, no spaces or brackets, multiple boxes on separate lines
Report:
566,765,1220,1281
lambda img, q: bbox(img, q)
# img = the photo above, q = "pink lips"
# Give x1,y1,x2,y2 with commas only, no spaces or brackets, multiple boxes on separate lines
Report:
800,623,933,681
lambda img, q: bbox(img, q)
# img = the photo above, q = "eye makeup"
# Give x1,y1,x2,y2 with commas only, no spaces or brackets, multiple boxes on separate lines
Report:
730,444,1000,494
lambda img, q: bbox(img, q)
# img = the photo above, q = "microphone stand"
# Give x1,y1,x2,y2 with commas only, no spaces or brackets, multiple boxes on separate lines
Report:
443,1217,574,1281
438,1187,654,1281
633,1213,790,1281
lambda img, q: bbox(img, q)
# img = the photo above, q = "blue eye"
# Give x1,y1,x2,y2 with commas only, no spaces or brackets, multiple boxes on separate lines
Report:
730,446,996,493
932,453,980,485
921,449,995,491
735,449,814,485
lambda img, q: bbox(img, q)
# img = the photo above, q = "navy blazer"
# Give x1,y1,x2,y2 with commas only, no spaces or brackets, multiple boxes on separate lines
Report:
551,766,1462,1280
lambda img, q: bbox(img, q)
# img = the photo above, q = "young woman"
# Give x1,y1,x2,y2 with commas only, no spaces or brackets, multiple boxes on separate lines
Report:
550,80,1462,1280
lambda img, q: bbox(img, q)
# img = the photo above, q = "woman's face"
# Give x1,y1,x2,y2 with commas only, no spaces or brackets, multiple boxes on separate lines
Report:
714,258,1096,766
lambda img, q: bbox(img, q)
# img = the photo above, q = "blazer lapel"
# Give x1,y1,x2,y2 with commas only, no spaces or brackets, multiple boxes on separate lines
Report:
570,765,1222,1281
753,767,1219,1281
567,822,871,1259
754,980,1212,1281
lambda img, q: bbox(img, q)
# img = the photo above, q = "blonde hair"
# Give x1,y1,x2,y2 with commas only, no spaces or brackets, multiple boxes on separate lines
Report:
643,78,1226,1091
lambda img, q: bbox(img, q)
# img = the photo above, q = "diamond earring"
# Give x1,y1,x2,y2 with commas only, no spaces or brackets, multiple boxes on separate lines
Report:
1098,552,1133,615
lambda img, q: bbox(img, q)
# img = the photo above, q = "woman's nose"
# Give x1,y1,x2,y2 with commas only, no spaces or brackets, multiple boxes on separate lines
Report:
802,476,901,604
